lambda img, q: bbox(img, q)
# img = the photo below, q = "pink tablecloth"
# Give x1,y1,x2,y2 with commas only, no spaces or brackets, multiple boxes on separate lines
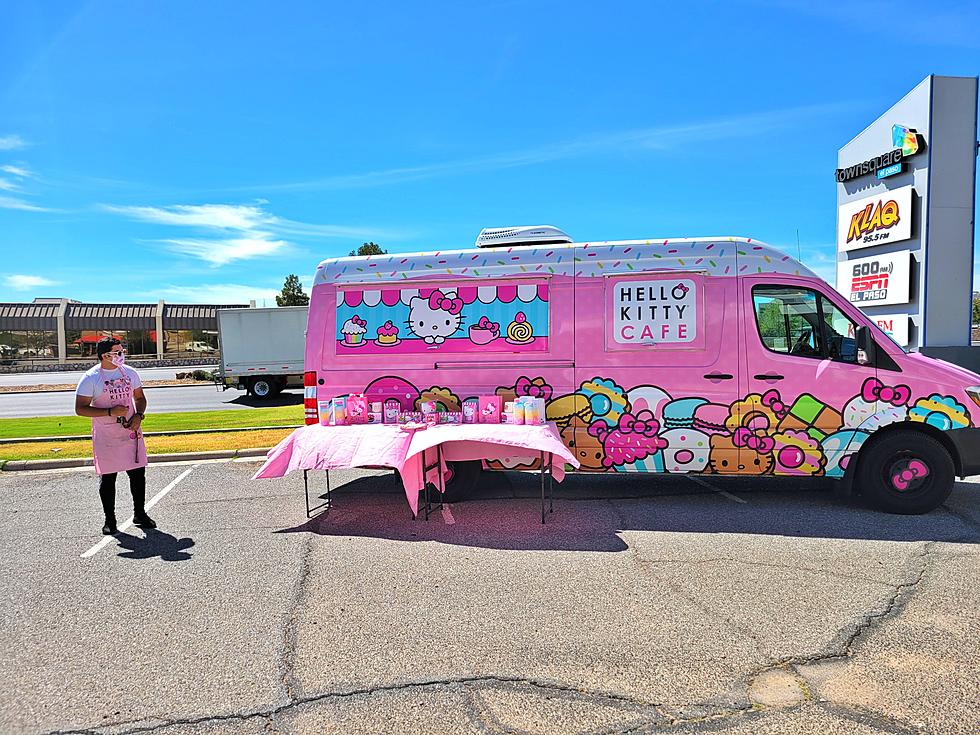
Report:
253,422,579,515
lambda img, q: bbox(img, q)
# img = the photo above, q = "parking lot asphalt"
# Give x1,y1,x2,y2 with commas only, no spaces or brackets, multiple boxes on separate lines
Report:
1,463,978,734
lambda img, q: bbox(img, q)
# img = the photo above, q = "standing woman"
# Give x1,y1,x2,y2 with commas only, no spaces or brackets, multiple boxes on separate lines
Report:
74,337,155,535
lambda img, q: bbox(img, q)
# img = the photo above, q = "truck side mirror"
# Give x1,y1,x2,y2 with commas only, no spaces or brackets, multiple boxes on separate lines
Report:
855,325,874,365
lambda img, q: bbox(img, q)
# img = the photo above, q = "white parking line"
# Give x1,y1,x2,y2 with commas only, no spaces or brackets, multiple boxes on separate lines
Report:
81,466,196,558
687,475,748,504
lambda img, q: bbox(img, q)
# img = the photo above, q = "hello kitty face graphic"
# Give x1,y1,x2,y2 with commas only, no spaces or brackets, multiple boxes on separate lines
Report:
408,290,464,345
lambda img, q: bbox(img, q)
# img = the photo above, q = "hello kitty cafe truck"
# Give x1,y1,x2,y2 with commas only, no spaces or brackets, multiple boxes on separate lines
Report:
301,226,980,514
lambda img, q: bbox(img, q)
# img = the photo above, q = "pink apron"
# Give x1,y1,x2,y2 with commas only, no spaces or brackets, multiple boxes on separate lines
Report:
90,366,148,476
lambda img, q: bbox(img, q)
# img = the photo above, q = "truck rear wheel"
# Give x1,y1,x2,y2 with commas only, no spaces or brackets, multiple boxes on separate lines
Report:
855,429,954,514
248,377,280,399
440,460,483,502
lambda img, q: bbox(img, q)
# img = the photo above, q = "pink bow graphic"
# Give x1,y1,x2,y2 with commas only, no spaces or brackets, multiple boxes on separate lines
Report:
732,427,776,454
428,290,463,315
515,376,553,401
617,412,660,436
478,316,500,333
861,377,911,406
892,459,929,490
760,389,788,418
350,315,367,327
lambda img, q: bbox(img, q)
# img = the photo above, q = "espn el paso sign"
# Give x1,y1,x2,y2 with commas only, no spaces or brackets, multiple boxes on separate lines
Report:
837,185,913,252
837,250,911,307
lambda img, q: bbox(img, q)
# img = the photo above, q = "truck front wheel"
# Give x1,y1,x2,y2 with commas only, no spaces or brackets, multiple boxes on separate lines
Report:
855,429,954,514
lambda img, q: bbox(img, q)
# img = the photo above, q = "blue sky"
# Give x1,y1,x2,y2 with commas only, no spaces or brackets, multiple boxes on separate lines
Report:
0,0,978,305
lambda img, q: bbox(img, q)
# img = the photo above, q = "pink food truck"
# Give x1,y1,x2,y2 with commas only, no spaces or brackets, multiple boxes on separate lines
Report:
301,226,980,514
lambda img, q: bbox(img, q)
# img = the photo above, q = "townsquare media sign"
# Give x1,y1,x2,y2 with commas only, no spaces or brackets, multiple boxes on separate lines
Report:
836,250,911,307
835,125,924,183
836,185,913,252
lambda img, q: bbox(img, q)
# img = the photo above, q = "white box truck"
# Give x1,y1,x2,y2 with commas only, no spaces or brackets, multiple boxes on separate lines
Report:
216,306,308,399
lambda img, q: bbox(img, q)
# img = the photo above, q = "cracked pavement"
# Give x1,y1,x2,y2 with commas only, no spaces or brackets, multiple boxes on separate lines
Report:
1,461,978,734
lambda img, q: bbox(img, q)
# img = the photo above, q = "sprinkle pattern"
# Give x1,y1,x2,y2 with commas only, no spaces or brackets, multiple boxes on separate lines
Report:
313,238,814,287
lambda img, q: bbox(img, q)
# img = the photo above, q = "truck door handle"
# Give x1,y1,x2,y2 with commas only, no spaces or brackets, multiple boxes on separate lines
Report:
703,373,734,380
754,373,784,381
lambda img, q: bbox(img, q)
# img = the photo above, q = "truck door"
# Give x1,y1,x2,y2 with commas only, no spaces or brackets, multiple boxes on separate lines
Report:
569,270,741,474
740,275,881,478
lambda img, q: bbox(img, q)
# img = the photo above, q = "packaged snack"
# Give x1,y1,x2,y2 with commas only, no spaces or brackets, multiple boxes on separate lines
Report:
424,411,439,426
521,396,546,425
328,396,347,426
370,401,383,413
462,398,479,424
501,401,517,424
442,411,462,425
383,399,401,424
513,401,525,425
367,411,383,424
479,395,502,424
347,393,368,424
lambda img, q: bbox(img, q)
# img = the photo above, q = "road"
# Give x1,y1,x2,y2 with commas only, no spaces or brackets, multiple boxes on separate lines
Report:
0,365,217,387
2,464,978,734
0,385,303,418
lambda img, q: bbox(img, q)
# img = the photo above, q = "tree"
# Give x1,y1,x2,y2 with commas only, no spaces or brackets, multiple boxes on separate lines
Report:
973,292,980,326
349,242,387,257
276,274,309,307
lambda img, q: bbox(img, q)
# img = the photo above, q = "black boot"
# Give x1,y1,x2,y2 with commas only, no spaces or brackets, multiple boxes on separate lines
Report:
98,473,117,535
129,468,156,528
133,511,156,529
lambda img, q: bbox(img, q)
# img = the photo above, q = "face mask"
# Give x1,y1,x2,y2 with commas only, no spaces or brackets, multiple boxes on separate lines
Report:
110,352,126,367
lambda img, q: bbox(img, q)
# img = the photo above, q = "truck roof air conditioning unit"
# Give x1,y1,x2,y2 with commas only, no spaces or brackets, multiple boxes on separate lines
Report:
475,225,573,248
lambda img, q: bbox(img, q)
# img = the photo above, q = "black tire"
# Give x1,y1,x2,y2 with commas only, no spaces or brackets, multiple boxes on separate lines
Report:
855,429,954,514
440,460,483,503
249,377,275,399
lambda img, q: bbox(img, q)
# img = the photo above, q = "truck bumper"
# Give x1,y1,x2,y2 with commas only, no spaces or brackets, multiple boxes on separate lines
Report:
948,427,980,478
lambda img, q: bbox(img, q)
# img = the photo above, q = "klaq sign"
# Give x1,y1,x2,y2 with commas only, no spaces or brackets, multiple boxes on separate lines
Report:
837,185,913,253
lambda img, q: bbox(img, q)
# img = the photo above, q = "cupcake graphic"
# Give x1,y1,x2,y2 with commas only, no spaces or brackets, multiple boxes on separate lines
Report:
341,315,367,346
375,320,400,346
505,311,534,345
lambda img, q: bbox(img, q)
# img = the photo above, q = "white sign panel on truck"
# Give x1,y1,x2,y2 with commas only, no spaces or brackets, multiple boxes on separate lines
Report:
836,250,912,307
837,185,913,252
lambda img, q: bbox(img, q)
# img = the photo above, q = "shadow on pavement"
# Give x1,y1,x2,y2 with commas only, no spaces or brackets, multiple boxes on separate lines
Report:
227,390,303,408
114,528,195,561
273,470,980,552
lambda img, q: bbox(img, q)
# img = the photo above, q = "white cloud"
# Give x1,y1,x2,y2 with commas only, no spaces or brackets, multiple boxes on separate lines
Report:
159,236,288,266
0,135,27,150
158,283,281,305
4,274,59,291
0,195,50,211
1,165,33,178
103,202,394,266
0,178,20,192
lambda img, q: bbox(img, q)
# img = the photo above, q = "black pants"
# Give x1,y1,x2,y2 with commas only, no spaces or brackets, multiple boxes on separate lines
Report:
98,467,146,518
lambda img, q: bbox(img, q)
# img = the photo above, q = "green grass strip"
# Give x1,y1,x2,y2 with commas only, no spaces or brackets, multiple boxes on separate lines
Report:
0,405,304,440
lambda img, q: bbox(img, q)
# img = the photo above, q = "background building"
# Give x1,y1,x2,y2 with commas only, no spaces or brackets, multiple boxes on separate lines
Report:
0,298,252,366
835,75,979,368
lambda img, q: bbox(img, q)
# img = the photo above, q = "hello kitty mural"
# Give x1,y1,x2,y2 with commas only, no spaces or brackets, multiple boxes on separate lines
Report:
335,280,550,354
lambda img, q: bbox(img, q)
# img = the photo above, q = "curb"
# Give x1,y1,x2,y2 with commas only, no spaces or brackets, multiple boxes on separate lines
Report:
1,446,272,472
2,425,302,445
0,382,217,396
